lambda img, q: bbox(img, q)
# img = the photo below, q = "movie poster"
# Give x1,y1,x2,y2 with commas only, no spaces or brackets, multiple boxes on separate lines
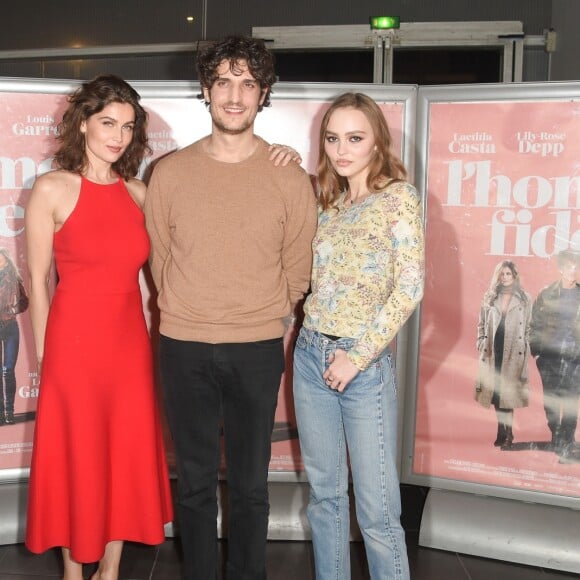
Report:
0,92,66,470
413,95,580,499
0,83,410,475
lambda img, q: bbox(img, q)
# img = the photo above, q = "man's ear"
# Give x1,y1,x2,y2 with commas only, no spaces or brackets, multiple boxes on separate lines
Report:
259,88,268,106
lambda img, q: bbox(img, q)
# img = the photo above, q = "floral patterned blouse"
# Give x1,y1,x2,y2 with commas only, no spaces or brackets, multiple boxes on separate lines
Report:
303,180,425,370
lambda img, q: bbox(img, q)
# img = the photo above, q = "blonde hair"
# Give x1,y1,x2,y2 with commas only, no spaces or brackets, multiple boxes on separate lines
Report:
317,92,407,210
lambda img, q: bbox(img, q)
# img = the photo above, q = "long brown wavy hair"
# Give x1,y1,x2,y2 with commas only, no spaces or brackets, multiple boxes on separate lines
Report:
54,74,150,180
0,248,25,313
483,260,529,308
317,92,407,210
0,248,21,283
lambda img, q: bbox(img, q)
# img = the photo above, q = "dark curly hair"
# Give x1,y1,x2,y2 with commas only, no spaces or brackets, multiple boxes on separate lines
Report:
54,74,150,180
197,36,276,111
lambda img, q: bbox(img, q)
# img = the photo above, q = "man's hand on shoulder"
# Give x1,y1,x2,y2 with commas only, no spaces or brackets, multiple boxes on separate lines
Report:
269,143,302,167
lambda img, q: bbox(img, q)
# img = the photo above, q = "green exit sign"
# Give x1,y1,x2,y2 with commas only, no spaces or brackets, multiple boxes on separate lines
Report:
370,16,400,30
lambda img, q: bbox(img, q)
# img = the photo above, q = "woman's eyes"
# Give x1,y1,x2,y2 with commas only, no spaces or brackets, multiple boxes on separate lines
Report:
325,135,363,143
101,121,134,131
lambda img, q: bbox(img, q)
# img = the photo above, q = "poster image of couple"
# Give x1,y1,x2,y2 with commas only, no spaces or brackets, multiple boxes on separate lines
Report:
413,93,580,501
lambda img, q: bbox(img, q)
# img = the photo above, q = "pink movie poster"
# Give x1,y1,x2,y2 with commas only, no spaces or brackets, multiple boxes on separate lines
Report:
0,92,66,470
0,84,410,477
414,99,580,497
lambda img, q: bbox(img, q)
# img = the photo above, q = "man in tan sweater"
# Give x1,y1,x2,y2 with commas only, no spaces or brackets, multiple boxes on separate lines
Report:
144,36,317,580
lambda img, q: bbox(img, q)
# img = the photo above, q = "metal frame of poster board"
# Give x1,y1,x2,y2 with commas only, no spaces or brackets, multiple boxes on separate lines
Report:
402,82,580,573
0,78,417,542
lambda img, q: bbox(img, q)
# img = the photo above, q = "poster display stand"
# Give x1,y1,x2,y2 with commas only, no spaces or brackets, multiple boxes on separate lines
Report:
1,77,578,570
0,78,414,542
405,82,580,573
420,488,579,573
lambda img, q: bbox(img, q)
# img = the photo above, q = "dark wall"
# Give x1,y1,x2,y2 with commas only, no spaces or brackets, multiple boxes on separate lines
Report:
551,0,580,80
206,0,551,38
1,0,204,49
2,1,552,50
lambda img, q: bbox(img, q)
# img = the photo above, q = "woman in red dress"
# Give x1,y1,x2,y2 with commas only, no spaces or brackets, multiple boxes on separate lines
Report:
25,75,173,580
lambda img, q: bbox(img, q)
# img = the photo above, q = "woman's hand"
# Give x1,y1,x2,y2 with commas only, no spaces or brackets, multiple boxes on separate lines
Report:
323,349,360,393
268,143,302,166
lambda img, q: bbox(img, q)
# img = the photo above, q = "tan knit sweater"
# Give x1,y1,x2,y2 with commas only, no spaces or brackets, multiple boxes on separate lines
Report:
144,137,317,343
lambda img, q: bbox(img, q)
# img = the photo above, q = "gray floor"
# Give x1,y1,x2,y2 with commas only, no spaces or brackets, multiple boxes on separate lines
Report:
0,485,576,579
0,535,577,579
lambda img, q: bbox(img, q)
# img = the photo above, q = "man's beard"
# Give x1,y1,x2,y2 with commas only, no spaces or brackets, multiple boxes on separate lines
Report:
211,117,253,135
210,103,256,135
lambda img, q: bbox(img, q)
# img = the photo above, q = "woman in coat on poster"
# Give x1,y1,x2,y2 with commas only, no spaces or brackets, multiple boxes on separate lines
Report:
475,260,532,448
0,248,29,425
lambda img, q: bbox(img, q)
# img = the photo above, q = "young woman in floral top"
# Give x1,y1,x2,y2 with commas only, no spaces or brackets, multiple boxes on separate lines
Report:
293,92,424,580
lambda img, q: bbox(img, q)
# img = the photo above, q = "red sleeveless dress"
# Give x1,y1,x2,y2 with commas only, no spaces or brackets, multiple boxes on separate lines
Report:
26,177,173,562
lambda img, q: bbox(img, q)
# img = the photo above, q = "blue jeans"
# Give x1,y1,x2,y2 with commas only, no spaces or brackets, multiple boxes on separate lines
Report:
0,318,19,417
293,327,409,580
159,335,284,580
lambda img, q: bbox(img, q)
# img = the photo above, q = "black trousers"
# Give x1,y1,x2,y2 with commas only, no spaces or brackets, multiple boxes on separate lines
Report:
537,355,580,441
160,335,284,580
